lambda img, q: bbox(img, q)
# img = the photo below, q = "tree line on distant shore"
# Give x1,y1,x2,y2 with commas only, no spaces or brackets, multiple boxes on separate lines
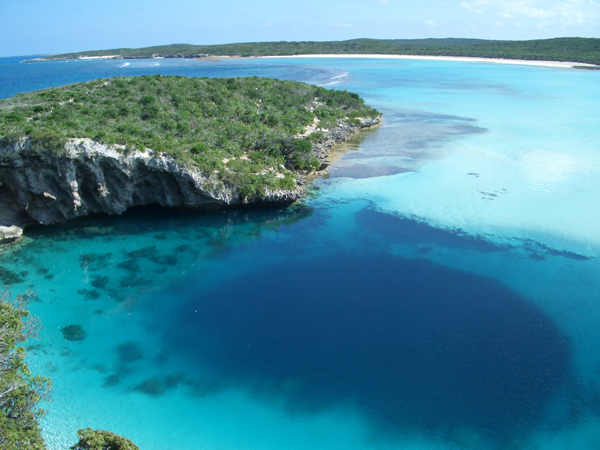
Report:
36,37,600,66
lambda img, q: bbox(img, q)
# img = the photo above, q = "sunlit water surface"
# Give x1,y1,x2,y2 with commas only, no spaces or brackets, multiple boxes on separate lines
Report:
1,56,600,449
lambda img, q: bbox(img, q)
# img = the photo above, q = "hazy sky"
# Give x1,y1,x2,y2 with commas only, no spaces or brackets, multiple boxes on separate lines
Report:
2,0,599,56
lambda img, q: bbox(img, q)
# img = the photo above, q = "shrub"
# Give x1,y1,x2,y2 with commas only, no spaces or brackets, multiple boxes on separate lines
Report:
4,112,23,123
189,142,209,154
70,428,139,450
27,128,66,152
307,131,324,142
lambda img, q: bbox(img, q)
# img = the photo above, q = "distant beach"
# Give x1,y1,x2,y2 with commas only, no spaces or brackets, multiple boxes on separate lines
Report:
77,55,121,60
261,54,597,69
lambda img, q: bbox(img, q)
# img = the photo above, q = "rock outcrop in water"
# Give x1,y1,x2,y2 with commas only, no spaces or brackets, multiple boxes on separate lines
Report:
0,117,380,243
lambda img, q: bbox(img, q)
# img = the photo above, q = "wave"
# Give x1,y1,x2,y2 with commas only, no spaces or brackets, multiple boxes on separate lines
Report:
318,81,342,87
331,72,349,79
318,72,348,86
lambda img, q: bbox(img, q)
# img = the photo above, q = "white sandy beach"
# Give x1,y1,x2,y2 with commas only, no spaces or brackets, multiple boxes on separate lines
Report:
261,53,597,69
77,55,121,60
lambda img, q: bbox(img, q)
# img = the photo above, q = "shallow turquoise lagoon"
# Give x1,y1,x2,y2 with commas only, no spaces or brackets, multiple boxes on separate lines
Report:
1,56,600,449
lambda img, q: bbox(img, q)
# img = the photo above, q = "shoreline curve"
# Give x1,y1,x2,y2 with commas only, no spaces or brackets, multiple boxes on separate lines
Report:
259,54,597,69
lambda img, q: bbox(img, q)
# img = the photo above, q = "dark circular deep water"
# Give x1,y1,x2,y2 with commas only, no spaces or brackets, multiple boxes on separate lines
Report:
170,250,571,438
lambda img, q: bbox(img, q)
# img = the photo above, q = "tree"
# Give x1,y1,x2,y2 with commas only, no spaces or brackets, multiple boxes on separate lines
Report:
0,287,51,450
70,428,139,450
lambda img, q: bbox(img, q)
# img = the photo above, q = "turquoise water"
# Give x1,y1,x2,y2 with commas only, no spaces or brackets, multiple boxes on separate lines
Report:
1,56,600,449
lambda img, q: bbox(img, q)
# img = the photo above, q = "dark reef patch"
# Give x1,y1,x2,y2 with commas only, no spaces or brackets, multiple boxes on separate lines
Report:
103,373,123,388
34,266,49,275
149,254,178,266
134,377,166,397
116,342,143,363
167,251,571,440
79,252,113,271
102,364,133,389
61,324,87,341
126,246,159,259
77,288,101,300
91,275,109,290
117,259,140,273
0,266,25,285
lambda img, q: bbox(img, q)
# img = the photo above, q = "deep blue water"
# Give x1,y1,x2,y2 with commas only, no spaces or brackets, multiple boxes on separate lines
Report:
168,249,571,437
0,56,343,100
1,56,600,450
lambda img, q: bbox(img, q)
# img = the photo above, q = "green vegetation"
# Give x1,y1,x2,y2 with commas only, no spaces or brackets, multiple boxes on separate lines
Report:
0,75,378,198
70,428,139,450
36,37,600,66
1,287,138,449
0,288,51,450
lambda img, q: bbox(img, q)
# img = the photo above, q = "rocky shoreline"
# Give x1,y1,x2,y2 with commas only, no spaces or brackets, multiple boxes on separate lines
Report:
0,116,380,244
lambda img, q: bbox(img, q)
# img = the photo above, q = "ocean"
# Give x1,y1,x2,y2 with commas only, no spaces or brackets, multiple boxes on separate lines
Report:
1,55,600,449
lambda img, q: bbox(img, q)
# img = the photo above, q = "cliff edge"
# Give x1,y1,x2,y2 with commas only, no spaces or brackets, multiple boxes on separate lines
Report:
0,116,380,243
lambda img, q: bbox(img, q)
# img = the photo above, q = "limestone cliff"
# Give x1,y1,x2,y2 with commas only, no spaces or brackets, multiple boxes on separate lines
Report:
0,116,380,243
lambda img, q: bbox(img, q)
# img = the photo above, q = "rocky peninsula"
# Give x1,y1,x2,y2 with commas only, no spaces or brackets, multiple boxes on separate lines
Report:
0,75,380,243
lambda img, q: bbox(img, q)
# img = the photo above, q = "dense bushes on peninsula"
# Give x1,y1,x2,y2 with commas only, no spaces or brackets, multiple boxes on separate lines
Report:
0,75,379,198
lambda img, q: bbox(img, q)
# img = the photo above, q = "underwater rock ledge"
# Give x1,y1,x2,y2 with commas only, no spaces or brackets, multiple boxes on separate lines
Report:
0,116,380,243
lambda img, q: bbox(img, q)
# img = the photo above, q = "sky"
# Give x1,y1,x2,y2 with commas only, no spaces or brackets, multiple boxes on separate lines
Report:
1,0,599,56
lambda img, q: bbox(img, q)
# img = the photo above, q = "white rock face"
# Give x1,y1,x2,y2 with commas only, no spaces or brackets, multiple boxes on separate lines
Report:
0,138,304,230
0,225,22,243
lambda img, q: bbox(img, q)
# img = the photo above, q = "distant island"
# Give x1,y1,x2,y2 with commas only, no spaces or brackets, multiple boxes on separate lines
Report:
28,37,600,67
0,75,380,242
